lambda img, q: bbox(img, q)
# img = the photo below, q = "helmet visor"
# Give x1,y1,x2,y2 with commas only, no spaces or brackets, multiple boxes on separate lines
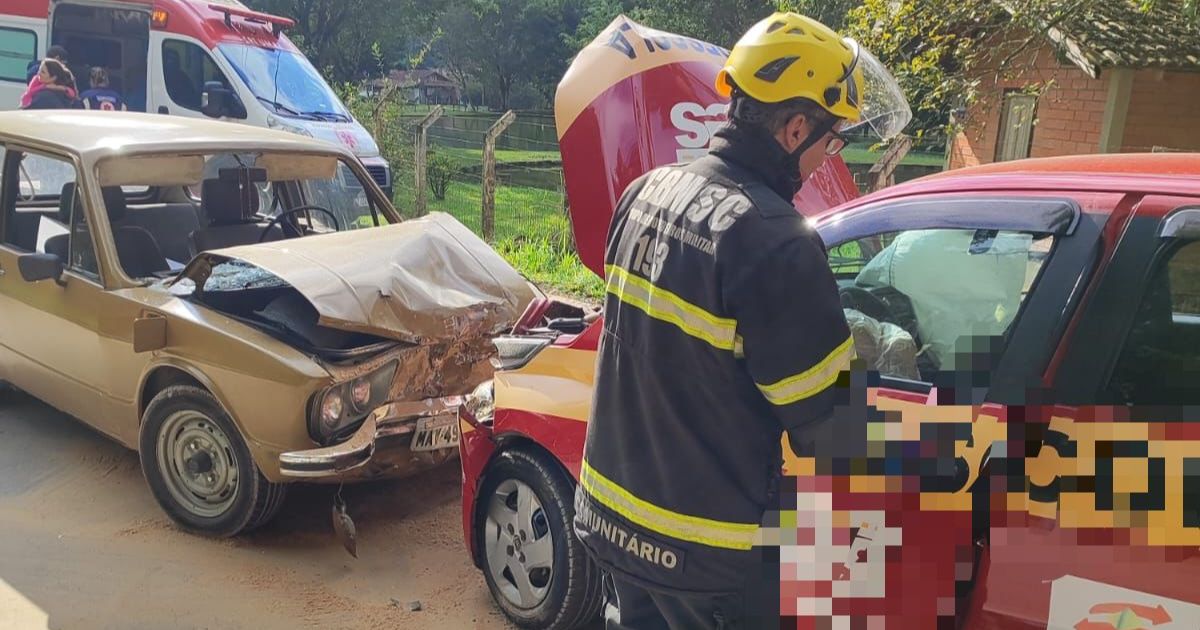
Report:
841,41,912,141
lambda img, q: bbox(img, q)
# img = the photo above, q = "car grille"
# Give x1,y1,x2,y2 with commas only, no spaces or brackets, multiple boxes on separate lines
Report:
365,164,390,188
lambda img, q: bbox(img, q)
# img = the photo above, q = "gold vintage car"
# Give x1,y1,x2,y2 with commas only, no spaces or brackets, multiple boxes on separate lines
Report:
0,111,534,536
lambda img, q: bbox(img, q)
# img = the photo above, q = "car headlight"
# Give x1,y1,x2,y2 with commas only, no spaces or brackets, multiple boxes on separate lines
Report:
491,336,552,371
464,380,495,425
310,360,398,441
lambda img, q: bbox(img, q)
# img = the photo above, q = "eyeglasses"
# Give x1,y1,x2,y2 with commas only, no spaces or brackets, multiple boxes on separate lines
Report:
825,129,849,156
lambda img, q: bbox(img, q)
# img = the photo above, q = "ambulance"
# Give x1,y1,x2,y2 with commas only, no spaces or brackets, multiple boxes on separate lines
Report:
1,0,391,196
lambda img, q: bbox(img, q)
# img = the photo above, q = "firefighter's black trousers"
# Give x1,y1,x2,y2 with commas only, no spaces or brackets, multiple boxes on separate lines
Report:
601,565,780,630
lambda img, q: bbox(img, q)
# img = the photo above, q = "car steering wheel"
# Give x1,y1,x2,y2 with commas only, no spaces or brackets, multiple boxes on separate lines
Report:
258,205,342,243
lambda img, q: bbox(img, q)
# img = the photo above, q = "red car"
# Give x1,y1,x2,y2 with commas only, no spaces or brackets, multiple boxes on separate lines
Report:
460,17,1200,630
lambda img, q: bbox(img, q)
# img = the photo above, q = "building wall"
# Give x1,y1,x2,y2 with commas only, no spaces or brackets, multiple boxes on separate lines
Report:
1122,70,1200,152
948,42,1107,169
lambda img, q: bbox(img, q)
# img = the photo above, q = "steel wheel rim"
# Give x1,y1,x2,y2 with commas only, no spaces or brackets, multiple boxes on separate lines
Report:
156,410,240,518
484,478,554,610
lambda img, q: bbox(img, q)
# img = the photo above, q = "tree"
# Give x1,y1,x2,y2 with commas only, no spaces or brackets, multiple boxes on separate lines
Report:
430,0,580,110
843,0,1111,144
628,0,778,47
777,0,863,30
431,4,481,105
243,0,441,81
565,1,866,71
563,0,627,52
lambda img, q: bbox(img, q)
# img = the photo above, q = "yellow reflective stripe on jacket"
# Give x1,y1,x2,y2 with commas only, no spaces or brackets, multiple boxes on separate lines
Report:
579,459,758,551
605,264,738,351
756,335,855,406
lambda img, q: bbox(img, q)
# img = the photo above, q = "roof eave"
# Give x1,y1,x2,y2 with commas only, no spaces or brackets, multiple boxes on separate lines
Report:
997,0,1101,78
1044,24,1101,78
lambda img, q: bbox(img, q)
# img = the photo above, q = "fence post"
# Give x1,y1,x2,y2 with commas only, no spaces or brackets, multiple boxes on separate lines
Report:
414,105,445,216
865,135,912,192
482,110,517,241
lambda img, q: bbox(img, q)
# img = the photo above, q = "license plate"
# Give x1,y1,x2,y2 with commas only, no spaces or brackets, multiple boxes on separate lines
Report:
411,414,460,452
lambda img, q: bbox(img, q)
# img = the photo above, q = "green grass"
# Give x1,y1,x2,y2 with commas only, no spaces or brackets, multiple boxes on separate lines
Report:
436,146,561,164
390,177,602,299
495,239,604,300
842,142,945,167
394,178,566,239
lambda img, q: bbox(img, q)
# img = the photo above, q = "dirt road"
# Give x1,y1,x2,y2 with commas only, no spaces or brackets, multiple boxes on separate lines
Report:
0,390,515,630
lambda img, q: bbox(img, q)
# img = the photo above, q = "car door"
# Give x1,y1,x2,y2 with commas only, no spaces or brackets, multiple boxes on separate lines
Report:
775,192,1108,626
150,33,238,119
0,147,112,435
973,196,1200,629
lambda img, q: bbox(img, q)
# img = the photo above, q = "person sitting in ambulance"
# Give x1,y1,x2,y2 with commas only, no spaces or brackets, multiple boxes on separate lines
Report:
80,67,128,111
854,229,1033,372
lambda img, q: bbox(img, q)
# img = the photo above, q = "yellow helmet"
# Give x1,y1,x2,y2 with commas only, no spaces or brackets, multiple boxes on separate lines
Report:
717,12,862,122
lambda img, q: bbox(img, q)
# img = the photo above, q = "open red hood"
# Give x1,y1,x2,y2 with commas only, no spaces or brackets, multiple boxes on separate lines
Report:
555,16,860,277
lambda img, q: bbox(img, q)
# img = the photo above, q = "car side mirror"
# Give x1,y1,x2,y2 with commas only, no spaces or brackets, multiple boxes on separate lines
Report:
201,82,247,120
18,252,64,285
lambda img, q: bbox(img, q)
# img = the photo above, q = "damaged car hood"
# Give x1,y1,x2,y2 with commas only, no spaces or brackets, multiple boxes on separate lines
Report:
177,212,537,343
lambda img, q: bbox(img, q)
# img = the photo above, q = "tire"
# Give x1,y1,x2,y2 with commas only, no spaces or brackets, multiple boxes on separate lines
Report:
139,385,288,537
476,448,603,630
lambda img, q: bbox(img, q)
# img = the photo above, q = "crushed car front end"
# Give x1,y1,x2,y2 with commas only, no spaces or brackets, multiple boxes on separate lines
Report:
277,340,490,482
168,212,538,484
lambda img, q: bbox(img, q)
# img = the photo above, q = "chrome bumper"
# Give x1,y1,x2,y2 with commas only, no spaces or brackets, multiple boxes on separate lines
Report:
279,396,463,480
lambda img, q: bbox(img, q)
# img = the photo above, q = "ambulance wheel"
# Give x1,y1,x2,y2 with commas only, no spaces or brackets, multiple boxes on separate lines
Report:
477,447,603,630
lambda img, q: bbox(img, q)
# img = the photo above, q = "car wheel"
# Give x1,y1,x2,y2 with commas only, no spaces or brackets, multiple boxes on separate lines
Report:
139,385,287,537
477,448,603,630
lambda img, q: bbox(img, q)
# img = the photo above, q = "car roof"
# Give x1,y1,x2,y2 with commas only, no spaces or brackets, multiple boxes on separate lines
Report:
0,111,347,162
816,153,1200,221
930,152,1200,179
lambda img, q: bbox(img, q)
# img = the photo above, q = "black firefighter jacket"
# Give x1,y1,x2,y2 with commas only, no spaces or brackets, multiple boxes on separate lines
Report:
573,122,856,595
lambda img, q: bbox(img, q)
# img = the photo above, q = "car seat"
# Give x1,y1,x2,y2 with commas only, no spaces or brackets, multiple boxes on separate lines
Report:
189,179,283,254
101,186,171,277
44,184,170,279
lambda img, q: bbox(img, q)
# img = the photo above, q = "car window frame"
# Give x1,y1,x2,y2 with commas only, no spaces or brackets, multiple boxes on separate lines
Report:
0,145,105,287
1056,206,1200,410
161,37,233,113
1054,204,1200,413
814,193,1097,405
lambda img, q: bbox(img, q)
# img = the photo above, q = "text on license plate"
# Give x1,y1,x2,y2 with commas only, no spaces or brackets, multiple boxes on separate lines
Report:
411,414,460,452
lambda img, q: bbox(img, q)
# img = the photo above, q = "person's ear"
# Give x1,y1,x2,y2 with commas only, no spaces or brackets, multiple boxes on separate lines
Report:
786,114,810,151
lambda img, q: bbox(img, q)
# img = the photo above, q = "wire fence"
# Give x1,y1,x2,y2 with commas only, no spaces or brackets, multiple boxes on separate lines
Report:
349,93,575,253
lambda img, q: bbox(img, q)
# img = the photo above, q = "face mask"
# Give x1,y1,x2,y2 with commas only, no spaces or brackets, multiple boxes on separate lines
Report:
786,116,839,195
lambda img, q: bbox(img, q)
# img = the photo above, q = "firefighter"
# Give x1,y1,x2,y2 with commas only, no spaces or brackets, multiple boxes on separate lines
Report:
573,11,911,629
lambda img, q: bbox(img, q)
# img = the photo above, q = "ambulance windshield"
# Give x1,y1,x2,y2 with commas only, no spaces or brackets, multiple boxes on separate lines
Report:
218,44,351,122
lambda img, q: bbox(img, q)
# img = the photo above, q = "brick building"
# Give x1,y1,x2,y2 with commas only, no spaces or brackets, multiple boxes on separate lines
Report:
948,1,1200,169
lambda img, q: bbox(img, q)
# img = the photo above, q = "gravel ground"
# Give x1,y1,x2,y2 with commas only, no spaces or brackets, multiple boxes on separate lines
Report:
0,389,517,630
